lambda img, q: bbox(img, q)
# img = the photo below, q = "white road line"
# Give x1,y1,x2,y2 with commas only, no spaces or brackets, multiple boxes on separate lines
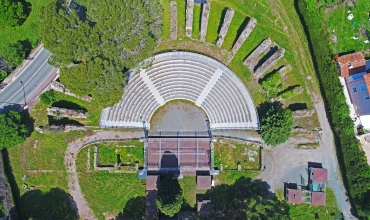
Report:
0,59,50,108
11,47,45,83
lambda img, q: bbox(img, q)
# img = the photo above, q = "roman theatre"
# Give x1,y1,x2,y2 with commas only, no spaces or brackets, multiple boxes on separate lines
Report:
99,51,259,177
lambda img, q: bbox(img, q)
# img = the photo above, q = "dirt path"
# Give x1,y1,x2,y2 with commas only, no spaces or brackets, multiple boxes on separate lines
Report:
65,130,144,220
260,1,356,219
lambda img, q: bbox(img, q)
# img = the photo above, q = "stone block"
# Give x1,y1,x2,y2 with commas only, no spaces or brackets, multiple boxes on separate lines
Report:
254,48,285,78
186,0,194,37
216,8,234,48
231,18,257,54
200,3,211,42
170,1,177,40
243,38,272,71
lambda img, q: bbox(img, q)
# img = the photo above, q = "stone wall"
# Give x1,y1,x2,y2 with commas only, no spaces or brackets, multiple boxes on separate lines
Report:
254,48,285,78
231,18,257,54
185,0,194,38
51,81,92,102
36,124,86,133
200,3,211,42
292,109,315,118
279,64,292,78
216,8,234,48
243,38,272,71
47,107,88,118
170,1,177,40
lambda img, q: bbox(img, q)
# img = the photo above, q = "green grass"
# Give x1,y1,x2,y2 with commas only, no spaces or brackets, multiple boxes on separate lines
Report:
178,176,197,208
0,0,46,56
222,10,248,51
214,138,260,170
287,188,341,220
160,0,171,39
76,146,146,219
192,4,201,38
96,141,144,167
205,3,224,43
215,171,258,185
322,0,370,55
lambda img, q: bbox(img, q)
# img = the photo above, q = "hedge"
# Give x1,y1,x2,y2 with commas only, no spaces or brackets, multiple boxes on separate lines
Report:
296,0,370,217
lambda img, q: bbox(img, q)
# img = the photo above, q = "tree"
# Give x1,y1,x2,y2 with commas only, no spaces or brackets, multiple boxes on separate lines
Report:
261,107,293,146
206,177,289,219
156,176,183,217
0,0,26,28
39,90,57,106
39,0,163,107
0,110,29,149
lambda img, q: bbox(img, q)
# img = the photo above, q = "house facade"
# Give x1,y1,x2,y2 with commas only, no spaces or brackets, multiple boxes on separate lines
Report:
337,52,370,130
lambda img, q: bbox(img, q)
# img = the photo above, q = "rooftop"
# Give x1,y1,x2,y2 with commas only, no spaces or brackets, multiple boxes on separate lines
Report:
312,168,328,183
287,189,302,204
337,52,366,77
197,176,212,190
311,191,326,206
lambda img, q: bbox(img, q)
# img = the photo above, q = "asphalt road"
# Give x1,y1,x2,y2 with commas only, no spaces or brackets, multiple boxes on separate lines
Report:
0,48,57,113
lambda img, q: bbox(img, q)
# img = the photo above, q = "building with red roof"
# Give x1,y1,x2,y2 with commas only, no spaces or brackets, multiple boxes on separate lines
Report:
311,191,326,206
286,189,302,204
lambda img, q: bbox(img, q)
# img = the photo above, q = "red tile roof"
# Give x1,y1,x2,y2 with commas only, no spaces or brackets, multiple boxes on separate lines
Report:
146,175,159,191
364,73,370,95
311,191,326,206
197,176,212,189
287,189,302,204
313,168,328,183
337,52,366,77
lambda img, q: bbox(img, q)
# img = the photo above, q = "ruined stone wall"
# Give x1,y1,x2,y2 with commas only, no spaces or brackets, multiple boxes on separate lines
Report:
200,3,211,42
292,109,314,118
170,1,177,40
231,18,257,54
47,107,88,118
254,48,285,78
279,64,292,78
216,8,234,48
243,38,272,71
185,0,194,38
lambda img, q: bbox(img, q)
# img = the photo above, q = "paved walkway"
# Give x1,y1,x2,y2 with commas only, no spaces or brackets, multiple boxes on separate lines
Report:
65,130,144,220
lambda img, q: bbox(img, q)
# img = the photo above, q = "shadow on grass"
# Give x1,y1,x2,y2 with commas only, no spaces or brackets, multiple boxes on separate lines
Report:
51,100,87,111
256,101,283,122
115,196,145,220
288,103,307,111
48,116,84,126
20,188,78,220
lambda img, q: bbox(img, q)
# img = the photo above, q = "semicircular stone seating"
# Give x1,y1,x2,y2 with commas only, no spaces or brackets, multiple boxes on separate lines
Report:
99,52,259,130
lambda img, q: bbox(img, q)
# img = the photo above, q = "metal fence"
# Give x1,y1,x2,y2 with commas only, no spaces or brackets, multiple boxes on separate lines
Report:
148,131,209,137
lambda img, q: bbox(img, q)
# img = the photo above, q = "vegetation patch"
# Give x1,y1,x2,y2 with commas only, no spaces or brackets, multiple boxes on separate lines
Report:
261,107,293,146
192,4,201,38
76,146,146,219
214,138,260,170
96,141,144,167
260,71,284,97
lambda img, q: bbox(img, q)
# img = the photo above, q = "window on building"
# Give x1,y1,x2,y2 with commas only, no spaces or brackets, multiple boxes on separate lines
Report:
365,96,370,101
352,87,358,93
360,84,367,92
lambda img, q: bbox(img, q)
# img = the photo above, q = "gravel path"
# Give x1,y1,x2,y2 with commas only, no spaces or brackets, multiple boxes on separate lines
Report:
258,98,356,219
65,130,144,220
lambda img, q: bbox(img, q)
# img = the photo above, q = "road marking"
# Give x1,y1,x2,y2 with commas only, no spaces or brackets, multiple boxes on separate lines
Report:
11,47,45,83
0,59,50,108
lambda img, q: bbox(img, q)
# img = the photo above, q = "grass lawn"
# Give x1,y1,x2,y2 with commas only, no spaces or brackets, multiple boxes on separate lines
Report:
76,146,146,219
178,176,198,209
277,188,341,219
322,0,370,56
158,0,320,129
215,171,258,185
192,4,201,38
214,138,260,170
96,141,144,167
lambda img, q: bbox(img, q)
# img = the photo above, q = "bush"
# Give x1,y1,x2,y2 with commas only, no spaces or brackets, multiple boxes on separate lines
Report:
0,110,29,150
39,90,57,106
260,72,283,97
297,0,370,217
260,107,293,146
156,176,183,217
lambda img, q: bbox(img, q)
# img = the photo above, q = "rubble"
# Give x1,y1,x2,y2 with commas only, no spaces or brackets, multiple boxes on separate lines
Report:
292,109,315,118
216,8,234,48
279,64,292,78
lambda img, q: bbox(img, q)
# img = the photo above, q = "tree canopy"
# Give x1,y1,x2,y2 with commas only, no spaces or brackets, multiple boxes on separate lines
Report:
0,0,26,28
206,177,290,219
0,110,29,149
261,107,293,146
156,176,183,217
39,0,163,107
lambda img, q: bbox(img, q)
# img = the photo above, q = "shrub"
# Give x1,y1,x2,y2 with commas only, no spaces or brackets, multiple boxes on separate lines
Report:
297,0,370,217
0,110,29,149
260,72,284,97
279,86,302,99
39,90,57,106
260,107,293,146
156,176,183,217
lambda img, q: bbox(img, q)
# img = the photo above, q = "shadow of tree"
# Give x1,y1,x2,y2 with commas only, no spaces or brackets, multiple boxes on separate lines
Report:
115,196,145,220
19,188,78,220
204,177,290,219
51,100,87,112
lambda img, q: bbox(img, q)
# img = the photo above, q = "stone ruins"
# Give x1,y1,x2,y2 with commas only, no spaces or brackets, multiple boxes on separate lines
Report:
51,81,92,102
186,0,194,38
292,109,314,118
200,3,211,42
47,107,88,118
279,64,292,78
231,18,257,54
243,38,272,70
254,48,285,78
170,1,177,40
36,124,86,134
216,8,234,48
